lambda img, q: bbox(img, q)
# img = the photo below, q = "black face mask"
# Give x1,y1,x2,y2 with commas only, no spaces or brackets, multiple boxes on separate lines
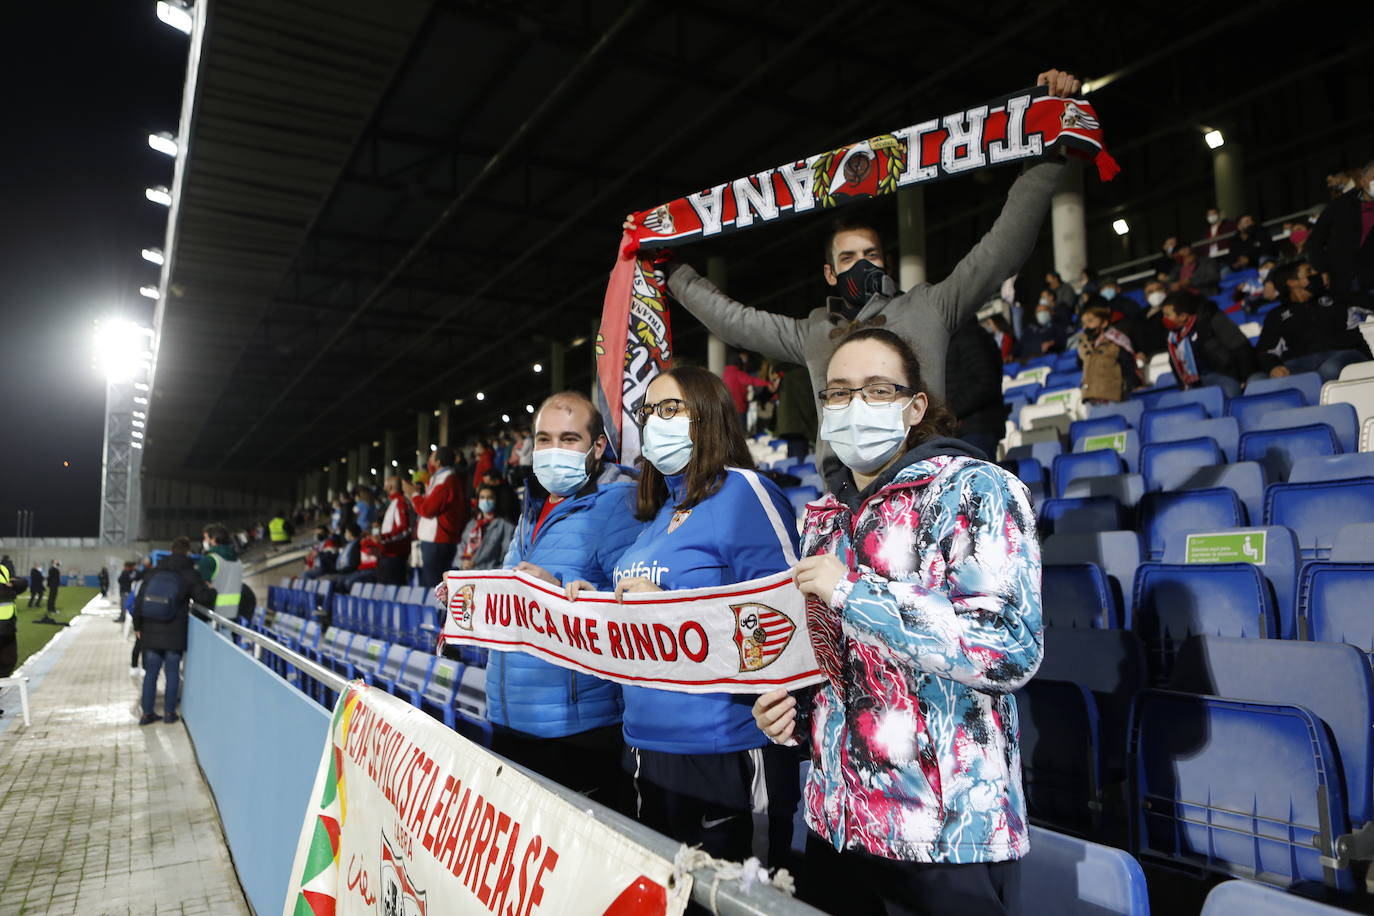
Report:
832,258,896,312
1085,326,1102,340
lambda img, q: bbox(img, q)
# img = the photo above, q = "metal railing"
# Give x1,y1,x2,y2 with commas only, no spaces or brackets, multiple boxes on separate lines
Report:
199,609,824,916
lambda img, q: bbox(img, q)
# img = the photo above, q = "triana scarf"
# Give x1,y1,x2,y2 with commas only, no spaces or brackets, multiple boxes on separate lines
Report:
596,86,1118,461
1168,314,1201,386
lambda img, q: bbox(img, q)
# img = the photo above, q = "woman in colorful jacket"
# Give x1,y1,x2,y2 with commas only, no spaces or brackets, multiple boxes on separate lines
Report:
566,366,802,865
753,327,1042,916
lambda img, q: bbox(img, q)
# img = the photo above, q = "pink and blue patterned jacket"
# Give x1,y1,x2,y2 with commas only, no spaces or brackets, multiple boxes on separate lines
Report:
801,450,1042,864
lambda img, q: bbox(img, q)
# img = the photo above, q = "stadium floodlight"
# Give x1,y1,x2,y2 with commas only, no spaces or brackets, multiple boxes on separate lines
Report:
429,443,437,451
390,459,398,467
93,318,154,383
133,396,149,405
141,247,164,266
156,1,193,34
1204,129,1224,149
433,409,440,417
453,398,462,406
145,185,172,206
1112,219,1130,236
139,285,160,299
532,363,542,373
370,467,377,475
525,404,534,414
475,392,485,401
148,131,178,157
501,414,511,423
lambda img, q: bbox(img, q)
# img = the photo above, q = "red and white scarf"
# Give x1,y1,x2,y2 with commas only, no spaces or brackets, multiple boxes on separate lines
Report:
595,88,1118,460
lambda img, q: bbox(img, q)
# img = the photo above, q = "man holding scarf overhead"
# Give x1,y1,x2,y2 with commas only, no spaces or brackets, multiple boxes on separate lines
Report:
624,70,1086,466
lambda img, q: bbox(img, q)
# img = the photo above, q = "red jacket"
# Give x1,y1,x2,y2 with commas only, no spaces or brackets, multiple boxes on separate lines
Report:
412,466,468,544
721,364,770,413
375,491,414,558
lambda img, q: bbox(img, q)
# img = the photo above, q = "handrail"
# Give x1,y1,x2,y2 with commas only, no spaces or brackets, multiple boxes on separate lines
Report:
197,608,825,916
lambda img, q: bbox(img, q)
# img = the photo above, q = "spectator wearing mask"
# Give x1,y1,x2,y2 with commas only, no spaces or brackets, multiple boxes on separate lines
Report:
721,350,773,431
983,314,1017,363
1279,220,1314,262
1078,305,1140,403
1204,206,1237,260
1153,236,1183,281
1254,262,1372,380
1018,294,1067,358
1327,170,1360,200
1307,159,1374,305
328,524,363,581
1161,289,1253,397
1136,279,1171,357
374,476,414,586
404,446,469,589
457,484,516,570
1229,214,1274,272
1074,266,1099,307
133,537,212,725
565,367,800,865
944,320,1009,459
479,467,519,523
474,390,644,810
1044,270,1076,316
1168,245,1221,295
752,328,1041,916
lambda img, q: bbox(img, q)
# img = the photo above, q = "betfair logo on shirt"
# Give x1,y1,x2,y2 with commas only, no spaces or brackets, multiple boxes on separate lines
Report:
615,560,671,586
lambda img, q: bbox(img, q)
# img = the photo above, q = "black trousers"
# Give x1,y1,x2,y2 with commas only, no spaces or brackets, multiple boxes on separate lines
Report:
27,588,42,607
627,743,800,869
799,831,1021,916
0,633,16,678
46,586,58,614
375,554,408,586
490,724,631,817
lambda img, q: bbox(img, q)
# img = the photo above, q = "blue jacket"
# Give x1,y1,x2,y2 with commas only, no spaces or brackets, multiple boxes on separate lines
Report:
614,467,800,754
485,463,645,738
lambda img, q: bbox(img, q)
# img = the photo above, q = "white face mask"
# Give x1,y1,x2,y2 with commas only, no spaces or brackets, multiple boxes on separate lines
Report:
1258,267,1271,281
1206,213,1220,225
1039,297,1053,308
640,416,694,476
821,396,916,475
1036,310,1053,326
1147,291,1167,308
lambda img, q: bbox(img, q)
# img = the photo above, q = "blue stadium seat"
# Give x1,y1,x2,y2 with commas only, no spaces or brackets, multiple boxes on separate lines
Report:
1139,488,1246,559
1299,562,1374,651
1226,388,1306,431
1131,385,1181,411
1088,400,1145,429
1155,385,1226,419
1053,449,1125,498
1162,526,1300,640
1151,416,1241,463
1253,403,1360,454
1004,440,1063,468
1171,636,1374,830
1043,531,1143,625
1042,564,1119,628
372,643,409,694
1245,370,1324,407
1072,429,1139,473
1131,691,1353,892
455,666,491,745
1017,679,1101,834
784,485,820,515
1069,414,1130,447
1062,473,1145,508
1047,369,1084,390
1177,462,1267,528
1265,478,1374,558
1289,452,1374,484
1201,880,1353,916
1018,826,1150,916
420,657,466,730
1332,523,1374,562
1140,437,1226,492
382,647,436,707
1039,496,1129,537
1141,403,1209,442
1001,458,1046,489
1131,563,1274,681
1240,424,1340,482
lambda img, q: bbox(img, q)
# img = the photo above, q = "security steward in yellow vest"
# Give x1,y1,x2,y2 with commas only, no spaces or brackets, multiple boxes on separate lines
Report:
0,562,27,679
268,512,293,544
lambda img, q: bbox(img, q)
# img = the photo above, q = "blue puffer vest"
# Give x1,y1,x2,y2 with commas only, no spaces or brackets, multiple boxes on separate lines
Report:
485,463,645,737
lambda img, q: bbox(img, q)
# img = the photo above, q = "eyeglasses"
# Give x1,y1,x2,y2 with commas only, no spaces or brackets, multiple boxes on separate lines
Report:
817,382,915,410
636,398,689,423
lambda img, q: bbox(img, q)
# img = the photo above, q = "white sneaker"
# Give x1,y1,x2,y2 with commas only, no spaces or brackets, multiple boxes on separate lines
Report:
129,667,140,677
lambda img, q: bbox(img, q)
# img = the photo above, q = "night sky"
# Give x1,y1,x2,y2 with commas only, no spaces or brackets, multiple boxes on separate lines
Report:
0,2,185,536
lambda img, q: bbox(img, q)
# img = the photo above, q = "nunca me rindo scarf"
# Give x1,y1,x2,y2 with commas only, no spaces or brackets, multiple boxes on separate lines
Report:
596,87,1118,460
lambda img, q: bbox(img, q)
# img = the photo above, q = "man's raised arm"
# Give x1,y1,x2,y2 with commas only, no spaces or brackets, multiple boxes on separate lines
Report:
664,262,810,366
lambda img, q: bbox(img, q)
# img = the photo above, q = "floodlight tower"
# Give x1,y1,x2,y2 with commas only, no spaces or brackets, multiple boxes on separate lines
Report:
95,320,153,547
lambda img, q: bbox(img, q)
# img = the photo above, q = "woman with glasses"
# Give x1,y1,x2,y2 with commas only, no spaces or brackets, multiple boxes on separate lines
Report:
566,365,801,866
753,327,1042,916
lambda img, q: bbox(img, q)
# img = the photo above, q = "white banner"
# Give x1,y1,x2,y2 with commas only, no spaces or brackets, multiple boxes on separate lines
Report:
284,684,688,916
440,570,824,695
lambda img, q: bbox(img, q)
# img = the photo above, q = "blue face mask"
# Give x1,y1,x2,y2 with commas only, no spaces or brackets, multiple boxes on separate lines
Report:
1101,287,1118,301
477,498,495,515
532,447,591,497
641,416,694,475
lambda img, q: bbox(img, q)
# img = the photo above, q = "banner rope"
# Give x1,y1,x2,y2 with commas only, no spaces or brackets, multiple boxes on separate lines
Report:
672,845,797,914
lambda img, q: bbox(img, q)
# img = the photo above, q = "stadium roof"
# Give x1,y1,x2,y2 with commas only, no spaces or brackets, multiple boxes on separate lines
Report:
145,0,1374,474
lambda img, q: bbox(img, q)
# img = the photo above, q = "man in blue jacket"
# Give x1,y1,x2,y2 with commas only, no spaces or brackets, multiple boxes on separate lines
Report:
489,390,644,811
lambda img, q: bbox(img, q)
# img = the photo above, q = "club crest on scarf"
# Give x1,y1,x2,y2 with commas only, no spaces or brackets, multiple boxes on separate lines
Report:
380,830,427,916
447,583,476,631
1060,102,1099,131
812,134,906,208
731,602,797,672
